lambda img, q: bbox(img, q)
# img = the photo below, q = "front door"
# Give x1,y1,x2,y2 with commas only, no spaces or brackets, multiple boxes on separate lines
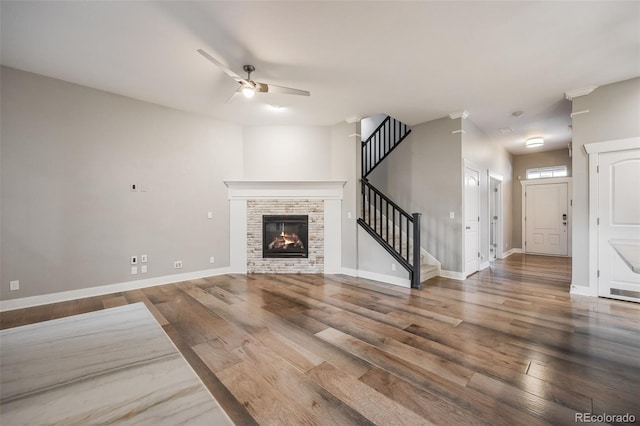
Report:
598,149,640,302
525,182,568,256
465,167,479,276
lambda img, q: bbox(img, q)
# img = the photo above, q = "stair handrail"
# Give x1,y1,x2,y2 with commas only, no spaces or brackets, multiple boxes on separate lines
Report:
361,116,411,178
360,178,422,288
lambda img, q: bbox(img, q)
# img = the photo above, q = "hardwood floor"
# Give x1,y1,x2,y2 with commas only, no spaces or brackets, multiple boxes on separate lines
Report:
2,254,639,425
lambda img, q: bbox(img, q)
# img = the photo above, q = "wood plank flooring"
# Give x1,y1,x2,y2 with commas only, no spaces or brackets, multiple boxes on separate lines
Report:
2,254,639,425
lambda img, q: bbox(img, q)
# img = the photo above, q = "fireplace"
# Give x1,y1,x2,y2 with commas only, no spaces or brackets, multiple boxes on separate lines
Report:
263,215,309,258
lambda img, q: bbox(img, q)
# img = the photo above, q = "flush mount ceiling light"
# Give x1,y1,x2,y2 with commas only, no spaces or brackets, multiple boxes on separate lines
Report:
525,137,544,148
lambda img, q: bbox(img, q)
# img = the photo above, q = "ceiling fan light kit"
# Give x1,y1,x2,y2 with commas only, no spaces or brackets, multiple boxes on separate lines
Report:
242,85,256,98
525,137,544,148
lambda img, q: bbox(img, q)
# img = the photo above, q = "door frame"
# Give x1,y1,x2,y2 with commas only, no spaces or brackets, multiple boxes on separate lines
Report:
520,177,572,256
584,136,640,297
488,171,504,261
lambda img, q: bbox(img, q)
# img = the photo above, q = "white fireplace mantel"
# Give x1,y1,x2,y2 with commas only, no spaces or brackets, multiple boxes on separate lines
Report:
224,180,346,200
224,180,346,274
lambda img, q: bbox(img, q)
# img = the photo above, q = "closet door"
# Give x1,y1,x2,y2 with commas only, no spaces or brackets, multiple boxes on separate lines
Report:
598,149,640,302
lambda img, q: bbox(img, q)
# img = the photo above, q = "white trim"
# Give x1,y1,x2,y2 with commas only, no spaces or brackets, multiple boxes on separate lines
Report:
502,248,522,258
229,199,248,273
451,129,466,134
570,284,598,297
570,110,590,118
356,270,411,288
583,137,640,154
565,86,598,101
587,152,599,298
0,267,231,312
224,180,346,200
340,268,358,277
480,261,490,270
488,171,503,263
323,199,342,274
449,111,469,120
440,270,466,281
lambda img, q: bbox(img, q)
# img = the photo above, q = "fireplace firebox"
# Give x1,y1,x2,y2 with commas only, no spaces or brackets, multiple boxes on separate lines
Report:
262,215,309,258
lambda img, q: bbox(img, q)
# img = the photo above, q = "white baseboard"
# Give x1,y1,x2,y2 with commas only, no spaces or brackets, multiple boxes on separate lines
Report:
0,267,231,312
502,248,523,258
480,261,490,270
355,270,411,288
339,268,358,277
570,284,598,297
440,270,466,281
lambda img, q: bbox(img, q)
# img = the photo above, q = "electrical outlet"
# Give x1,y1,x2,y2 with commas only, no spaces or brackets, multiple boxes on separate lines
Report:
131,256,138,265
141,184,148,192
391,263,396,271
174,261,183,269
130,184,137,192
141,254,147,263
131,266,138,275
141,265,147,274
347,211,352,219
209,256,215,264
450,211,455,219
207,211,213,219
10,280,20,291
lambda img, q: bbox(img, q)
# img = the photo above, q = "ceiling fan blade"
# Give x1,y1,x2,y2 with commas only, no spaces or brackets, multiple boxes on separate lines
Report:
258,82,310,96
224,87,241,104
197,49,245,83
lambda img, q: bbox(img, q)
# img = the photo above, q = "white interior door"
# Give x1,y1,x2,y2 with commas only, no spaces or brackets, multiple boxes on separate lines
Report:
598,149,640,302
525,183,568,255
465,167,479,276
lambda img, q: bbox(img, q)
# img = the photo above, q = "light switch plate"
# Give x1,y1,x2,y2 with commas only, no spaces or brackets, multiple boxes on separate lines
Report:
131,266,138,275
141,254,147,263
141,265,147,274
10,280,19,291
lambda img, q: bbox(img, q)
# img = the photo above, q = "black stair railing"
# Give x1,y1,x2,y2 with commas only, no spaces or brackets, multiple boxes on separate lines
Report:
362,116,412,178
359,115,421,288
358,178,422,289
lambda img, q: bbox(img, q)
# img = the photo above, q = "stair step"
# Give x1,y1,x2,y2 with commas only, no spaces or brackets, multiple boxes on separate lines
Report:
420,264,438,282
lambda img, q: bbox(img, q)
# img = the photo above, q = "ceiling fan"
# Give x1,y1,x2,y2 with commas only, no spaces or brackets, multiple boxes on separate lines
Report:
197,49,310,100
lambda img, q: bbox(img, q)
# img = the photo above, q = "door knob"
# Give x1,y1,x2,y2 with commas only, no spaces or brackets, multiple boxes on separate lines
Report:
466,226,471,230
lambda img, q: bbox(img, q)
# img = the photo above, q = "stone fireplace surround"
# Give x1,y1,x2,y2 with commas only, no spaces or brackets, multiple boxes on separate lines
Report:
224,181,346,274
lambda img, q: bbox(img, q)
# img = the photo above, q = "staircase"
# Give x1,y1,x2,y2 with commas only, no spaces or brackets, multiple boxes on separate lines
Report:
358,116,437,289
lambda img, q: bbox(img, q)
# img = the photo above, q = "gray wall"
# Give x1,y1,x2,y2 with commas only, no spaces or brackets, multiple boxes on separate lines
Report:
1,67,367,301
462,118,514,261
571,77,640,288
369,117,464,273
331,121,359,271
1,66,243,300
511,148,571,249
242,126,332,180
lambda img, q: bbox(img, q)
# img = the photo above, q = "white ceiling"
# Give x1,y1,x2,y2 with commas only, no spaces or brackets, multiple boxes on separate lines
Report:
2,1,639,155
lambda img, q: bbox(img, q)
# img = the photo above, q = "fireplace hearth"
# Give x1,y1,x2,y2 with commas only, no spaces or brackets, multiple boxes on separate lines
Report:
263,215,309,258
